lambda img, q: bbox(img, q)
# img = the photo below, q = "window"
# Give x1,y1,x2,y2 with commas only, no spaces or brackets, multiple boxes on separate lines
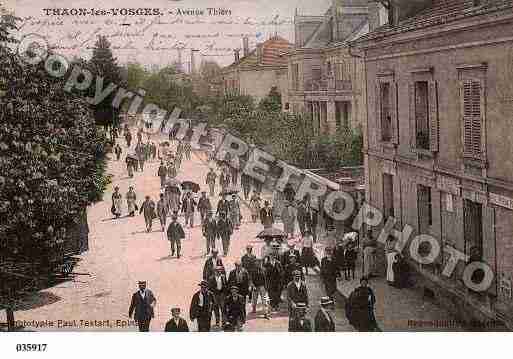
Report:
312,67,321,81
415,81,430,150
462,79,483,159
380,82,392,142
417,185,432,231
383,174,394,219
463,199,483,263
292,64,299,90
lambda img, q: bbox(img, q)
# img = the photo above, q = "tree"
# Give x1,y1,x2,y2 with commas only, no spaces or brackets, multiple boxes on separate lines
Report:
0,15,109,331
258,86,282,113
88,35,123,129
126,62,148,91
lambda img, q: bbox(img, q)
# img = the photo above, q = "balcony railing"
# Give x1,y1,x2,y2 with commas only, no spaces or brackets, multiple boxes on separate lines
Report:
305,79,328,92
336,80,352,91
303,78,353,92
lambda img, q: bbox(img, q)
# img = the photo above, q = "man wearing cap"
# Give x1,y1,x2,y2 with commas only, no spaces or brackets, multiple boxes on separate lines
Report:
167,215,185,258
241,245,257,282
229,194,241,230
190,280,215,332
216,211,233,256
205,168,217,197
259,201,274,229
208,266,228,327
139,195,156,233
281,242,301,268
203,249,225,280
165,308,189,332
216,196,230,217
157,193,168,232
181,191,197,228
286,270,309,315
202,211,218,256
224,286,245,331
128,281,157,332
228,261,250,323
197,191,212,226
158,161,167,188
320,247,340,300
264,250,284,311
250,259,270,319
284,254,304,288
314,297,336,332
288,303,312,332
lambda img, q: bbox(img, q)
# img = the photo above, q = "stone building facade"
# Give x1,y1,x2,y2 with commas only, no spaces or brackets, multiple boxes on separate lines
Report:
220,36,293,103
284,0,388,134
355,0,513,327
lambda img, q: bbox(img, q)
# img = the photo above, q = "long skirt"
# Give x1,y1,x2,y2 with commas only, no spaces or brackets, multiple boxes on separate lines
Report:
127,199,136,213
386,252,396,283
301,247,319,268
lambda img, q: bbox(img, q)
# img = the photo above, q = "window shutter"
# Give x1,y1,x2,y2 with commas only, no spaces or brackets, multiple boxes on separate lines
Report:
428,80,439,152
409,83,416,149
471,81,483,158
376,83,382,140
390,81,398,144
462,80,482,159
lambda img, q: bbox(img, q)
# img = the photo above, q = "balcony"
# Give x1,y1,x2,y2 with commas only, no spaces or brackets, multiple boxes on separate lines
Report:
335,80,352,91
304,79,328,92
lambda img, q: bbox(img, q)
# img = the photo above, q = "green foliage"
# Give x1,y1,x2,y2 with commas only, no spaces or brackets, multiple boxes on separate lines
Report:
258,86,282,113
126,62,148,91
0,18,109,270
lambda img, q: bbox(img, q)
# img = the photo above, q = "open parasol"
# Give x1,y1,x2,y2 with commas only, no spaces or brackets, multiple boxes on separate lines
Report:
256,227,287,239
181,181,200,193
165,178,181,188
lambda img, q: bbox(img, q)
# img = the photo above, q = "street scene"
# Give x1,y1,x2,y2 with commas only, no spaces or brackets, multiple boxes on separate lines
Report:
2,0,513,334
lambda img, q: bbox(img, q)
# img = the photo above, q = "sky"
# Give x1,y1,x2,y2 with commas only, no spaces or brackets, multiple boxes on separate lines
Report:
6,0,332,67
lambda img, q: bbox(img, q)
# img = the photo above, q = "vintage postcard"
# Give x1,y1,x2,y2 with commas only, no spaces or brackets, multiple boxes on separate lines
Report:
1,0,513,346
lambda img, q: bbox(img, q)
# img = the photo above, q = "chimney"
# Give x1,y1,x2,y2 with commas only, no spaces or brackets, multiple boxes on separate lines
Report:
234,49,240,63
242,36,249,57
256,43,263,64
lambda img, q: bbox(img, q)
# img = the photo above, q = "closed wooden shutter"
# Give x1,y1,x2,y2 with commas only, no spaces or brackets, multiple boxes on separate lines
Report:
462,79,483,159
409,83,416,149
376,82,382,140
390,81,398,144
429,80,439,152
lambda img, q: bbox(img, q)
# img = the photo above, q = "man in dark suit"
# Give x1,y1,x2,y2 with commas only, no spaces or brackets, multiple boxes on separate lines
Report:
286,270,309,315
208,266,228,327
320,247,340,300
288,303,312,332
203,249,225,280
128,281,157,332
259,201,274,229
228,261,250,323
281,243,301,268
202,211,218,255
164,307,189,332
314,297,336,332
167,215,185,258
284,254,304,288
264,247,284,311
224,286,246,331
189,280,215,332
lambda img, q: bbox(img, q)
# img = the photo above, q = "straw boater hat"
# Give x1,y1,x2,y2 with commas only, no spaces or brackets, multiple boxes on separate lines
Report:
171,307,181,314
138,281,146,285
230,286,239,292
320,297,334,306
199,280,209,287
296,303,307,310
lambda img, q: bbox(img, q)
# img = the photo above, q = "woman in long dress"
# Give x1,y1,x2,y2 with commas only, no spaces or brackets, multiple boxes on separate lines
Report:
126,186,137,216
249,192,261,223
229,195,241,230
112,186,123,218
301,231,318,275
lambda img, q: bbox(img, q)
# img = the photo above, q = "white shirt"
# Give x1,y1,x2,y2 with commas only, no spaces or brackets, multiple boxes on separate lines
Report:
198,292,204,307
294,281,301,290
139,289,146,299
215,275,223,290
320,308,332,323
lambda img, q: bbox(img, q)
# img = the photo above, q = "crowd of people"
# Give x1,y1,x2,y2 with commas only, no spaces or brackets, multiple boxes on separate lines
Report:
114,123,380,333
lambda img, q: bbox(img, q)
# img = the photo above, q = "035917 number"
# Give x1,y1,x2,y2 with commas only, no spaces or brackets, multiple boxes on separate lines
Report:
16,344,47,352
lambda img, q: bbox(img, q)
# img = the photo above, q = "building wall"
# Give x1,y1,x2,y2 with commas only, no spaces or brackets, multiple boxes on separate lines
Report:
363,12,513,324
238,68,285,103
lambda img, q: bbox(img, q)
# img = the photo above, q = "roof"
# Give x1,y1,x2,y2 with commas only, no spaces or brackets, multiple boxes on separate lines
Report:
223,35,293,72
354,0,513,44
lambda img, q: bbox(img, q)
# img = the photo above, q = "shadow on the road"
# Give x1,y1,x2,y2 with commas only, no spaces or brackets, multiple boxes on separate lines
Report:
188,254,207,261
13,291,62,311
101,215,134,222
157,255,174,261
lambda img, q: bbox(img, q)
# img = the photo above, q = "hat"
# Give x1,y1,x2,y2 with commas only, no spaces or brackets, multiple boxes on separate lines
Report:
296,303,307,310
320,297,334,306
201,191,206,193
138,281,146,285
288,242,295,248
360,276,369,283
325,247,333,253
289,253,297,258
212,248,219,254
230,286,239,292
215,265,224,271
199,280,209,287
171,307,181,313
246,244,253,249
234,260,241,266
293,269,302,276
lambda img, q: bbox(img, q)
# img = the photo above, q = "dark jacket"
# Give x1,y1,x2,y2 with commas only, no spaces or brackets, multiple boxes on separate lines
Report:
346,286,377,332
241,253,257,279
281,249,301,267
251,267,267,287
284,262,304,286
288,317,312,332
203,256,225,280
208,274,228,297
264,260,283,291
129,290,156,322
216,218,233,238
314,309,336,332
216,200,230,215
189,290,214,321
167,222,185,241
164,317,189,332
286,281,309,309
320,257,340,283
158,165,167,178
197,197,212,213
181,197,197,213
228,268,250,297
259,207,274,226
224,294,245,325
202,218,217,238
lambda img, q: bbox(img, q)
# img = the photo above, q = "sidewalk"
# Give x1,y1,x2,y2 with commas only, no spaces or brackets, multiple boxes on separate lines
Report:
333,253,462,331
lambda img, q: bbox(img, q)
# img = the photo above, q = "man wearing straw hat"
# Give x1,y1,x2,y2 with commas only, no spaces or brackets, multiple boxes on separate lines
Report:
128,281,157,332
189,280,215,332
314,297,336,332
164,307,189,332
